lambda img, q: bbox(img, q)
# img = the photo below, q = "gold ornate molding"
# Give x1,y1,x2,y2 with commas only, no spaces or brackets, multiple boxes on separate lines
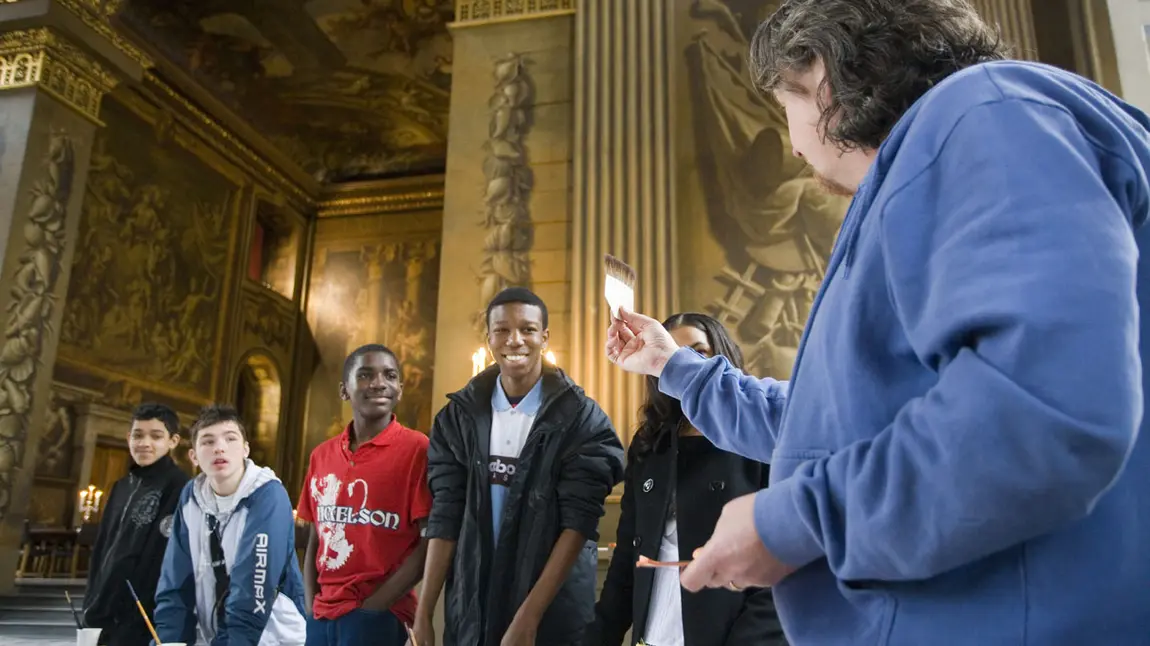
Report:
317,189,445,218
144,71,312,206
0,28,117,123
56,0,153,69
453,0,575,27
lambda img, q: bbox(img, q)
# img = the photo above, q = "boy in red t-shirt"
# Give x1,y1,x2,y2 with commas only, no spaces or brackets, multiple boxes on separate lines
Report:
297,343,431,646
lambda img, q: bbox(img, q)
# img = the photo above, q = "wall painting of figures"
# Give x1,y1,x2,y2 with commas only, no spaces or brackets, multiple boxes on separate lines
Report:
676,0,851,379
302,220,441,461
59,95,238,402
117,0,454,182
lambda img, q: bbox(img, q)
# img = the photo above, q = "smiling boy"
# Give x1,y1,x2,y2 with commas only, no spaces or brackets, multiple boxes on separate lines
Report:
297,344,431,646
82,403,189,646
153,404,307,645
415,287,625,646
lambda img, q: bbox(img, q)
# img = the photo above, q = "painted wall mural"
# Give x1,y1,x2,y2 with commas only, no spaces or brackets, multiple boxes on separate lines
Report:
60,96,237,399
118,0,454,182
304,229,441,461
680,0,851,378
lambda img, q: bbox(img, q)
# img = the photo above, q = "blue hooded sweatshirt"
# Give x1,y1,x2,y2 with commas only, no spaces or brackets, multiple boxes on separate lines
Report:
660,61,1150,645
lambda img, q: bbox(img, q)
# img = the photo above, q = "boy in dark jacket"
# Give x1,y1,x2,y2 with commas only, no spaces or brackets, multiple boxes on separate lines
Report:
82,403,189,646
414,287,625,646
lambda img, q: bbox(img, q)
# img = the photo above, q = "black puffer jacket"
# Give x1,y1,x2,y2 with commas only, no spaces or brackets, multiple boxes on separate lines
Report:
82,454,188,639
427,365,625,646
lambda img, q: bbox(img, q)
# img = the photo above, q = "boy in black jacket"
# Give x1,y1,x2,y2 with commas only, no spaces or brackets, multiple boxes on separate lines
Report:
82,402,189,646
414,287,625,646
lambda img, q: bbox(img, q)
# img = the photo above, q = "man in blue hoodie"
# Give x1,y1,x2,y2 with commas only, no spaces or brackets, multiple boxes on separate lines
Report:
607,1,1150,644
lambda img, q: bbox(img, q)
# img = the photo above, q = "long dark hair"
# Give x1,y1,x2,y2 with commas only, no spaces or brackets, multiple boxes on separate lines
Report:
749,0,1006,151
629,313,745,462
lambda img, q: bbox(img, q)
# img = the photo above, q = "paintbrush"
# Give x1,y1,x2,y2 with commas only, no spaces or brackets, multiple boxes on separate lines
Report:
126,580,163,646
604,254,636,320
636,554,691,569
63,590,83,629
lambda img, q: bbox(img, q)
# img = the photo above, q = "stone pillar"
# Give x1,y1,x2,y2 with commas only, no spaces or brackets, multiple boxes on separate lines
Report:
971,0,1040,58
1103,0,1150,113
569,0,678,443
0,0,146,592
432,1,577,409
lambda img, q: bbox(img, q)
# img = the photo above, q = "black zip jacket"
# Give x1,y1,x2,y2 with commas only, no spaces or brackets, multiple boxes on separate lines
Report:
588,433,787,646
426,365,625,646
82,454,188,643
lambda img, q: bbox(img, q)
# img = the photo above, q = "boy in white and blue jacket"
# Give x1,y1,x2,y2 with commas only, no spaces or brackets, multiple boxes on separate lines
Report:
154,404,307,646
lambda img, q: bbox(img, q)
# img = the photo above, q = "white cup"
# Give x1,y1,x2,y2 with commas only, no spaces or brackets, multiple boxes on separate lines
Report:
76,628,101,646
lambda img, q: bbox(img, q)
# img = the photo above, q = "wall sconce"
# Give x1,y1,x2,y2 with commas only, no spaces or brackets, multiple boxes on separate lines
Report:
545,350,557,365
78,485,103,523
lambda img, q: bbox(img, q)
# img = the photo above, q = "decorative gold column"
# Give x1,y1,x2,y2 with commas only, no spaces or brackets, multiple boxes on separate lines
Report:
432,3,578,411
971,0,1039,59
570,0,677,443
0,0,139,592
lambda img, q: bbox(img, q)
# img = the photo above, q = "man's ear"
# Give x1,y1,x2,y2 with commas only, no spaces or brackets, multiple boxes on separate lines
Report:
338,382,350,402
168,433,181,450
188,448,198,468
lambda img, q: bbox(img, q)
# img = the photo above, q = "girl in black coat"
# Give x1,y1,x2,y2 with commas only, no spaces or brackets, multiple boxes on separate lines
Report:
588,313,787,646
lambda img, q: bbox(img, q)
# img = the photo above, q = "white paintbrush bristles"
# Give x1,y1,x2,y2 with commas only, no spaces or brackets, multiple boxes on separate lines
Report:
604,254,636,319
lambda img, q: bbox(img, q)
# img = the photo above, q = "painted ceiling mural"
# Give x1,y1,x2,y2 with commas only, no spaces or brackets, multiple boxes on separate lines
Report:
119,0,454,182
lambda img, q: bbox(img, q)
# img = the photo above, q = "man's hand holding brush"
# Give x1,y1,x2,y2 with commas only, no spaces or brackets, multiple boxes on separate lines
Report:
605,308,679,377
679,493,797,593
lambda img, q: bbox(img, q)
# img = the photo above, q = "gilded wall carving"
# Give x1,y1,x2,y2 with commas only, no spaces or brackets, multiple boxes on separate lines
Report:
119,0,454,181
474,53,534,333
305,232,441,458
455,0,575,23
682,0,850,378
60,96,236,399
0,28,118,124
241,284,295,355
35,394,76,480
0,129,74,520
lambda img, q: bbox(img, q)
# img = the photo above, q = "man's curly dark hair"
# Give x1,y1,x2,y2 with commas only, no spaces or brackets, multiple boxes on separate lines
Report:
750,0,1008,151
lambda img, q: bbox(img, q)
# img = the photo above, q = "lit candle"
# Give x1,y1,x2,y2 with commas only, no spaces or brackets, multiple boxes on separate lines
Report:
471,347,487,376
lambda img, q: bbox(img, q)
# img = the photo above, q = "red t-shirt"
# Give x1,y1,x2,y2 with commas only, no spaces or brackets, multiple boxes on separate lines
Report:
297,417,431,623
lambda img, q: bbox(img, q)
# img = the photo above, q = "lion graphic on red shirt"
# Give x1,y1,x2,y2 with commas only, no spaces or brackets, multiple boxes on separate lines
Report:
311,473,356,571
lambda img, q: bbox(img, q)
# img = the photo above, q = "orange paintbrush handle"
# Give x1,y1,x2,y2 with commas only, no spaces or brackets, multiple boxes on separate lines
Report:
636,554,691,568
134,598,162,646
126,580,161,646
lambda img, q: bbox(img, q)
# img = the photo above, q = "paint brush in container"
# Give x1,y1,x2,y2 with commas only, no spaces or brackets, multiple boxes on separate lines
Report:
604,254,636,320
126,580,163,646
64,590,83,629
